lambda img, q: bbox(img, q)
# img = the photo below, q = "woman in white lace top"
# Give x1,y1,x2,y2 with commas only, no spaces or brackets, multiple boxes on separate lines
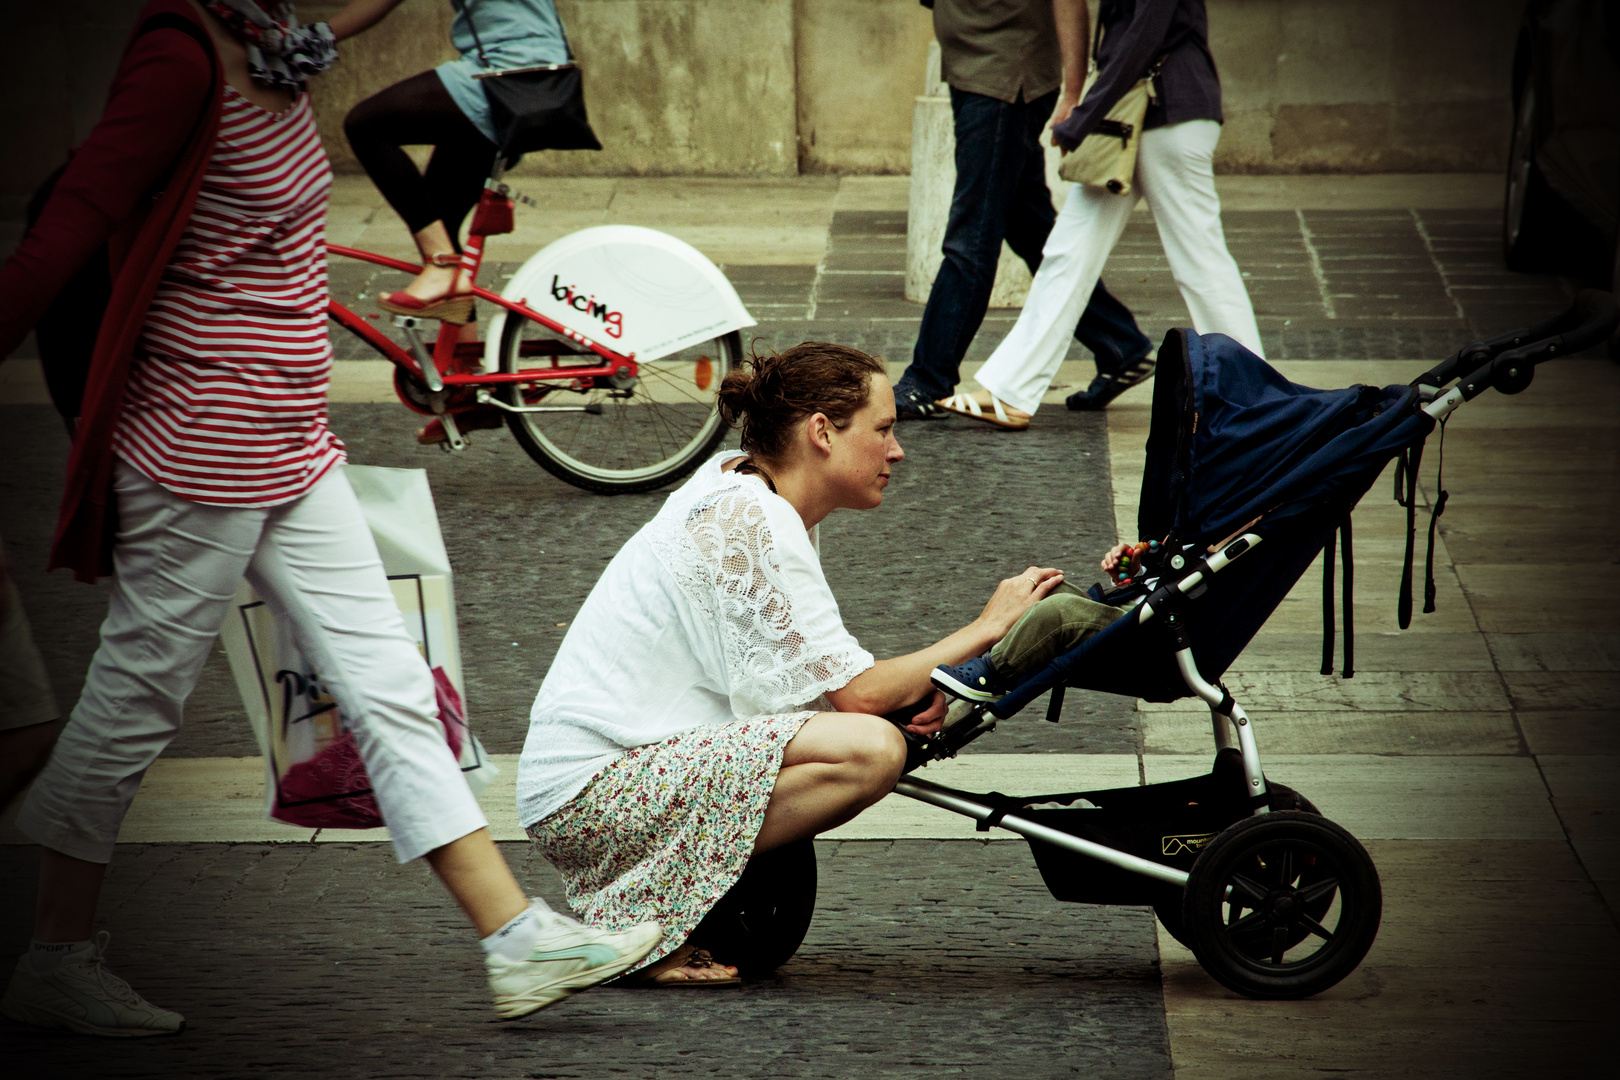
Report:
516,343,1066,985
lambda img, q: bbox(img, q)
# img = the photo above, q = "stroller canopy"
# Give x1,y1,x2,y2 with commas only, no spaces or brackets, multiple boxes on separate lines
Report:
1139,330,1434,548
995,330,1434,710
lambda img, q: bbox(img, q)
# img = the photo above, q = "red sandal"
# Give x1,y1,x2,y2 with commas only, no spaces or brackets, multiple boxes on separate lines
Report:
377,252,475,325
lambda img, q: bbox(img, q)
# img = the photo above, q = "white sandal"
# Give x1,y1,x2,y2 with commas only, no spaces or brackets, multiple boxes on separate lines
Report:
937,392,1030,430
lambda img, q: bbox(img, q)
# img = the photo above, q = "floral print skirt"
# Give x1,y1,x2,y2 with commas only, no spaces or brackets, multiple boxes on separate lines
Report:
527,711,814,970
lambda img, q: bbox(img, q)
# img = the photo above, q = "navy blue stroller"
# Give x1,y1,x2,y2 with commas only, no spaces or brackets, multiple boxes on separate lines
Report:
876,291,1620,1000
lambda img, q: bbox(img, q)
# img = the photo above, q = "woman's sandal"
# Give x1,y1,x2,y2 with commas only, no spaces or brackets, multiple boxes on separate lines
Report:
937,391,1031,430
376,252,476,325
623,946,742,988
1065,351,1157,411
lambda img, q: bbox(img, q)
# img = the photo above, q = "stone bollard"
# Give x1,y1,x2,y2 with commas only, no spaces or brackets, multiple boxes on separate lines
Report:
905,42,1068,308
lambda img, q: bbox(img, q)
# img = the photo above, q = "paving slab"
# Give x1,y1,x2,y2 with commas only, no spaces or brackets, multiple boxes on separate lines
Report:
1141,756,1564,841
1142,710,1522,756
1135,671,1513,714
1158,839,1620,1080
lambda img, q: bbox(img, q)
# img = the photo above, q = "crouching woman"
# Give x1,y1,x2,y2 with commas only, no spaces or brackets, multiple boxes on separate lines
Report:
515,342,1064,984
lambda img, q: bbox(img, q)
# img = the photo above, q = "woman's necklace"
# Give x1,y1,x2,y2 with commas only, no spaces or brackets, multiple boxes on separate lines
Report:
733,459,778,493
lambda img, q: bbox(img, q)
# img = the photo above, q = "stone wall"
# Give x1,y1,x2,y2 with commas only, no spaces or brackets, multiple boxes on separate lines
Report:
1209,0,1521,174
3,0,1522,212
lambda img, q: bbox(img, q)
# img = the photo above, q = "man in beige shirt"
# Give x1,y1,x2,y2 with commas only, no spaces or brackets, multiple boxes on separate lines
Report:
895,0,1154,420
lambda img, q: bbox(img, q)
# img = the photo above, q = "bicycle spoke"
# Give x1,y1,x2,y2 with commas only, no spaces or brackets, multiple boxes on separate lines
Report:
1270,926,1289,965
1297,913,1335,942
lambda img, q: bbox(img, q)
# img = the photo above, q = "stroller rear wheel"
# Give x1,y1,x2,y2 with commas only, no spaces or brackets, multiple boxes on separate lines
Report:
1181,811,1381,999
1154,787,1322,952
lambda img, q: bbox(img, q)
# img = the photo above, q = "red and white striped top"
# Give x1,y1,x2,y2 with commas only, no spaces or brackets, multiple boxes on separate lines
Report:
116,85,342,507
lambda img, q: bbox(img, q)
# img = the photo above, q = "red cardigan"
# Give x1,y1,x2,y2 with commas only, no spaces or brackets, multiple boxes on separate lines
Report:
0,0,222,582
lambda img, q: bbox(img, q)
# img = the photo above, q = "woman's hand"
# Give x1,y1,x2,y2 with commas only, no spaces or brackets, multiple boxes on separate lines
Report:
1048,90,1081,140
900,689,950,736
973,566,1065,643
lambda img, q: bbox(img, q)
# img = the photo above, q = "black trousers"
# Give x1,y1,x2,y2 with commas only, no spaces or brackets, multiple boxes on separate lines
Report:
343,71,500,249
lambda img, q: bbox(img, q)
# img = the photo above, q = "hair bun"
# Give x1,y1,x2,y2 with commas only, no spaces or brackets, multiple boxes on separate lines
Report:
714,342,884,460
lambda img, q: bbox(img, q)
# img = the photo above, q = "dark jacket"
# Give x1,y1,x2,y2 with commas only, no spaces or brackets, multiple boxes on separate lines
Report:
0,0,222,581
1052,0,1222,153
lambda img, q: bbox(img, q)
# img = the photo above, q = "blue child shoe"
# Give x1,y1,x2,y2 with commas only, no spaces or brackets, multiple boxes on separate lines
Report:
930,655,1004,703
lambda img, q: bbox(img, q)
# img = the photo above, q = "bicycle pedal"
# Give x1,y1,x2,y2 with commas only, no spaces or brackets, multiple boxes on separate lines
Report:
439,412,468,452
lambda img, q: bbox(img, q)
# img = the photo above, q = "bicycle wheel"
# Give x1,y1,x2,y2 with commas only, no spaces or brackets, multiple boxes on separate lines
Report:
497,316,738,494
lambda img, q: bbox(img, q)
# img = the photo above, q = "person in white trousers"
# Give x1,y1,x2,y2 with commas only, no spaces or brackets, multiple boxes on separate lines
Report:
0,2,658,1038
945,0,1262,426
973,118,1262,419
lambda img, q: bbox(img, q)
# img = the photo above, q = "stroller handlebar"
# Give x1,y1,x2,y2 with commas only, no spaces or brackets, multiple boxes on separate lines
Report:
1138,532,1264,627
1417,290,1617,421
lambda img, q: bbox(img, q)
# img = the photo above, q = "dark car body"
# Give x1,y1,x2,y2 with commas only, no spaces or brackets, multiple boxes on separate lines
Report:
1503,0,1620,293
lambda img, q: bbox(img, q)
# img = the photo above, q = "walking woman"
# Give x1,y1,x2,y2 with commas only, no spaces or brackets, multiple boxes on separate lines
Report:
949,0,1263,426
0,1,655,1037
517,343,1067,984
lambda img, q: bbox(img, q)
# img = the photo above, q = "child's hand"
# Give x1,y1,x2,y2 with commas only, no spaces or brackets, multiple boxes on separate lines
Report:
1101,542,1150,584
1100,543,1135,577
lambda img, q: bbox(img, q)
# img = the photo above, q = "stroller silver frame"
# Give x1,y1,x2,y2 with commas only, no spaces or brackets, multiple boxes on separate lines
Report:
897,527,1269,895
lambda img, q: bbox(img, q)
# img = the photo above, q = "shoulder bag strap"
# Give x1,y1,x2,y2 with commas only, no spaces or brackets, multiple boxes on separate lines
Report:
452,0,492,69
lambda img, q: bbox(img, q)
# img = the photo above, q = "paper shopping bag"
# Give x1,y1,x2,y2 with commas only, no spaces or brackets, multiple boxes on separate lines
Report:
219,466,495,828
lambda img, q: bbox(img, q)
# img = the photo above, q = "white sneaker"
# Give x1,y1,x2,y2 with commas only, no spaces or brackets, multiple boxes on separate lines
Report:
486,907,662,1019
0,933,184,1038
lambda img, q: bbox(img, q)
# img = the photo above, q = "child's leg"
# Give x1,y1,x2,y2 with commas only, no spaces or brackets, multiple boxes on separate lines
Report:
989,584,1123,684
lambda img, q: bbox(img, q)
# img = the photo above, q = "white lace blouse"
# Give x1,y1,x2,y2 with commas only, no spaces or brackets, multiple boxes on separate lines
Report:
515,452,876,827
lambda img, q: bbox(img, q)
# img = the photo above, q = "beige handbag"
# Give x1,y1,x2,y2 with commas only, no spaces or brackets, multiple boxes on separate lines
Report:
1058,24,1166,196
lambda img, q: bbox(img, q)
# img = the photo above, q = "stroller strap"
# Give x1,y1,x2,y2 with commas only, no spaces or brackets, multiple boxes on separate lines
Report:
1393,421,1447,630
1320,516,1355,678
1423,419,1449,615
1395,439,1423,628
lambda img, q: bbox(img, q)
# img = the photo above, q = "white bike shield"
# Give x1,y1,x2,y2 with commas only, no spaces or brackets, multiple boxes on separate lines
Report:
484,225,755,367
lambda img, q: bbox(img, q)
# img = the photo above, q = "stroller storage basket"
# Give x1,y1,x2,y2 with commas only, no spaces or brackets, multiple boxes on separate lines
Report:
1010,750,1312,906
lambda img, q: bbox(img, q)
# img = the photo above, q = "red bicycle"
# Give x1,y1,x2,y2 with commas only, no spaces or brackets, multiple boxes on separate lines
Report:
327,178,753,493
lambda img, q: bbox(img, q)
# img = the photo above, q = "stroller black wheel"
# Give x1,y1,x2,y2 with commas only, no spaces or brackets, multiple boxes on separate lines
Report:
1152,889,1193,949
1154,787,1321,952
1182,811,1380,1000
688,839,817,978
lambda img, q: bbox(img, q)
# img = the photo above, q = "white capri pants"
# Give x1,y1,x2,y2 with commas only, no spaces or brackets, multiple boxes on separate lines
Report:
976,119,1263,415
18,461,487,864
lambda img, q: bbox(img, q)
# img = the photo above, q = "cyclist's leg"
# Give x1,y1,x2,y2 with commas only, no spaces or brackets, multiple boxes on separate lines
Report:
344,72,489,304
424,129,501,258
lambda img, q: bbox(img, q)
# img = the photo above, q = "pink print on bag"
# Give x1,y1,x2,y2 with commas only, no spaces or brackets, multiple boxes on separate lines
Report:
270,666,469,829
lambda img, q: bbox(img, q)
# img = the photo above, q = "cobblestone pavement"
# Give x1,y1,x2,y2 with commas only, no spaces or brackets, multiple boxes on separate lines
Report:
0,841,1169,1079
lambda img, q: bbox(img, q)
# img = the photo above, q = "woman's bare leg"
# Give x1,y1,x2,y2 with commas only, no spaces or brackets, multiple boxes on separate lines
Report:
423,829,530,937
754,712,907,854
635,713,905,984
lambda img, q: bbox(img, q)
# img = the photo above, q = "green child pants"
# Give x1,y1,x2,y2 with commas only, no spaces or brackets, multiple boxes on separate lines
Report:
987,581,1125,684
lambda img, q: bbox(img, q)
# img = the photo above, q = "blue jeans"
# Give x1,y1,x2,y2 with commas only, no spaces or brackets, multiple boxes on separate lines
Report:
897,88,1151,402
